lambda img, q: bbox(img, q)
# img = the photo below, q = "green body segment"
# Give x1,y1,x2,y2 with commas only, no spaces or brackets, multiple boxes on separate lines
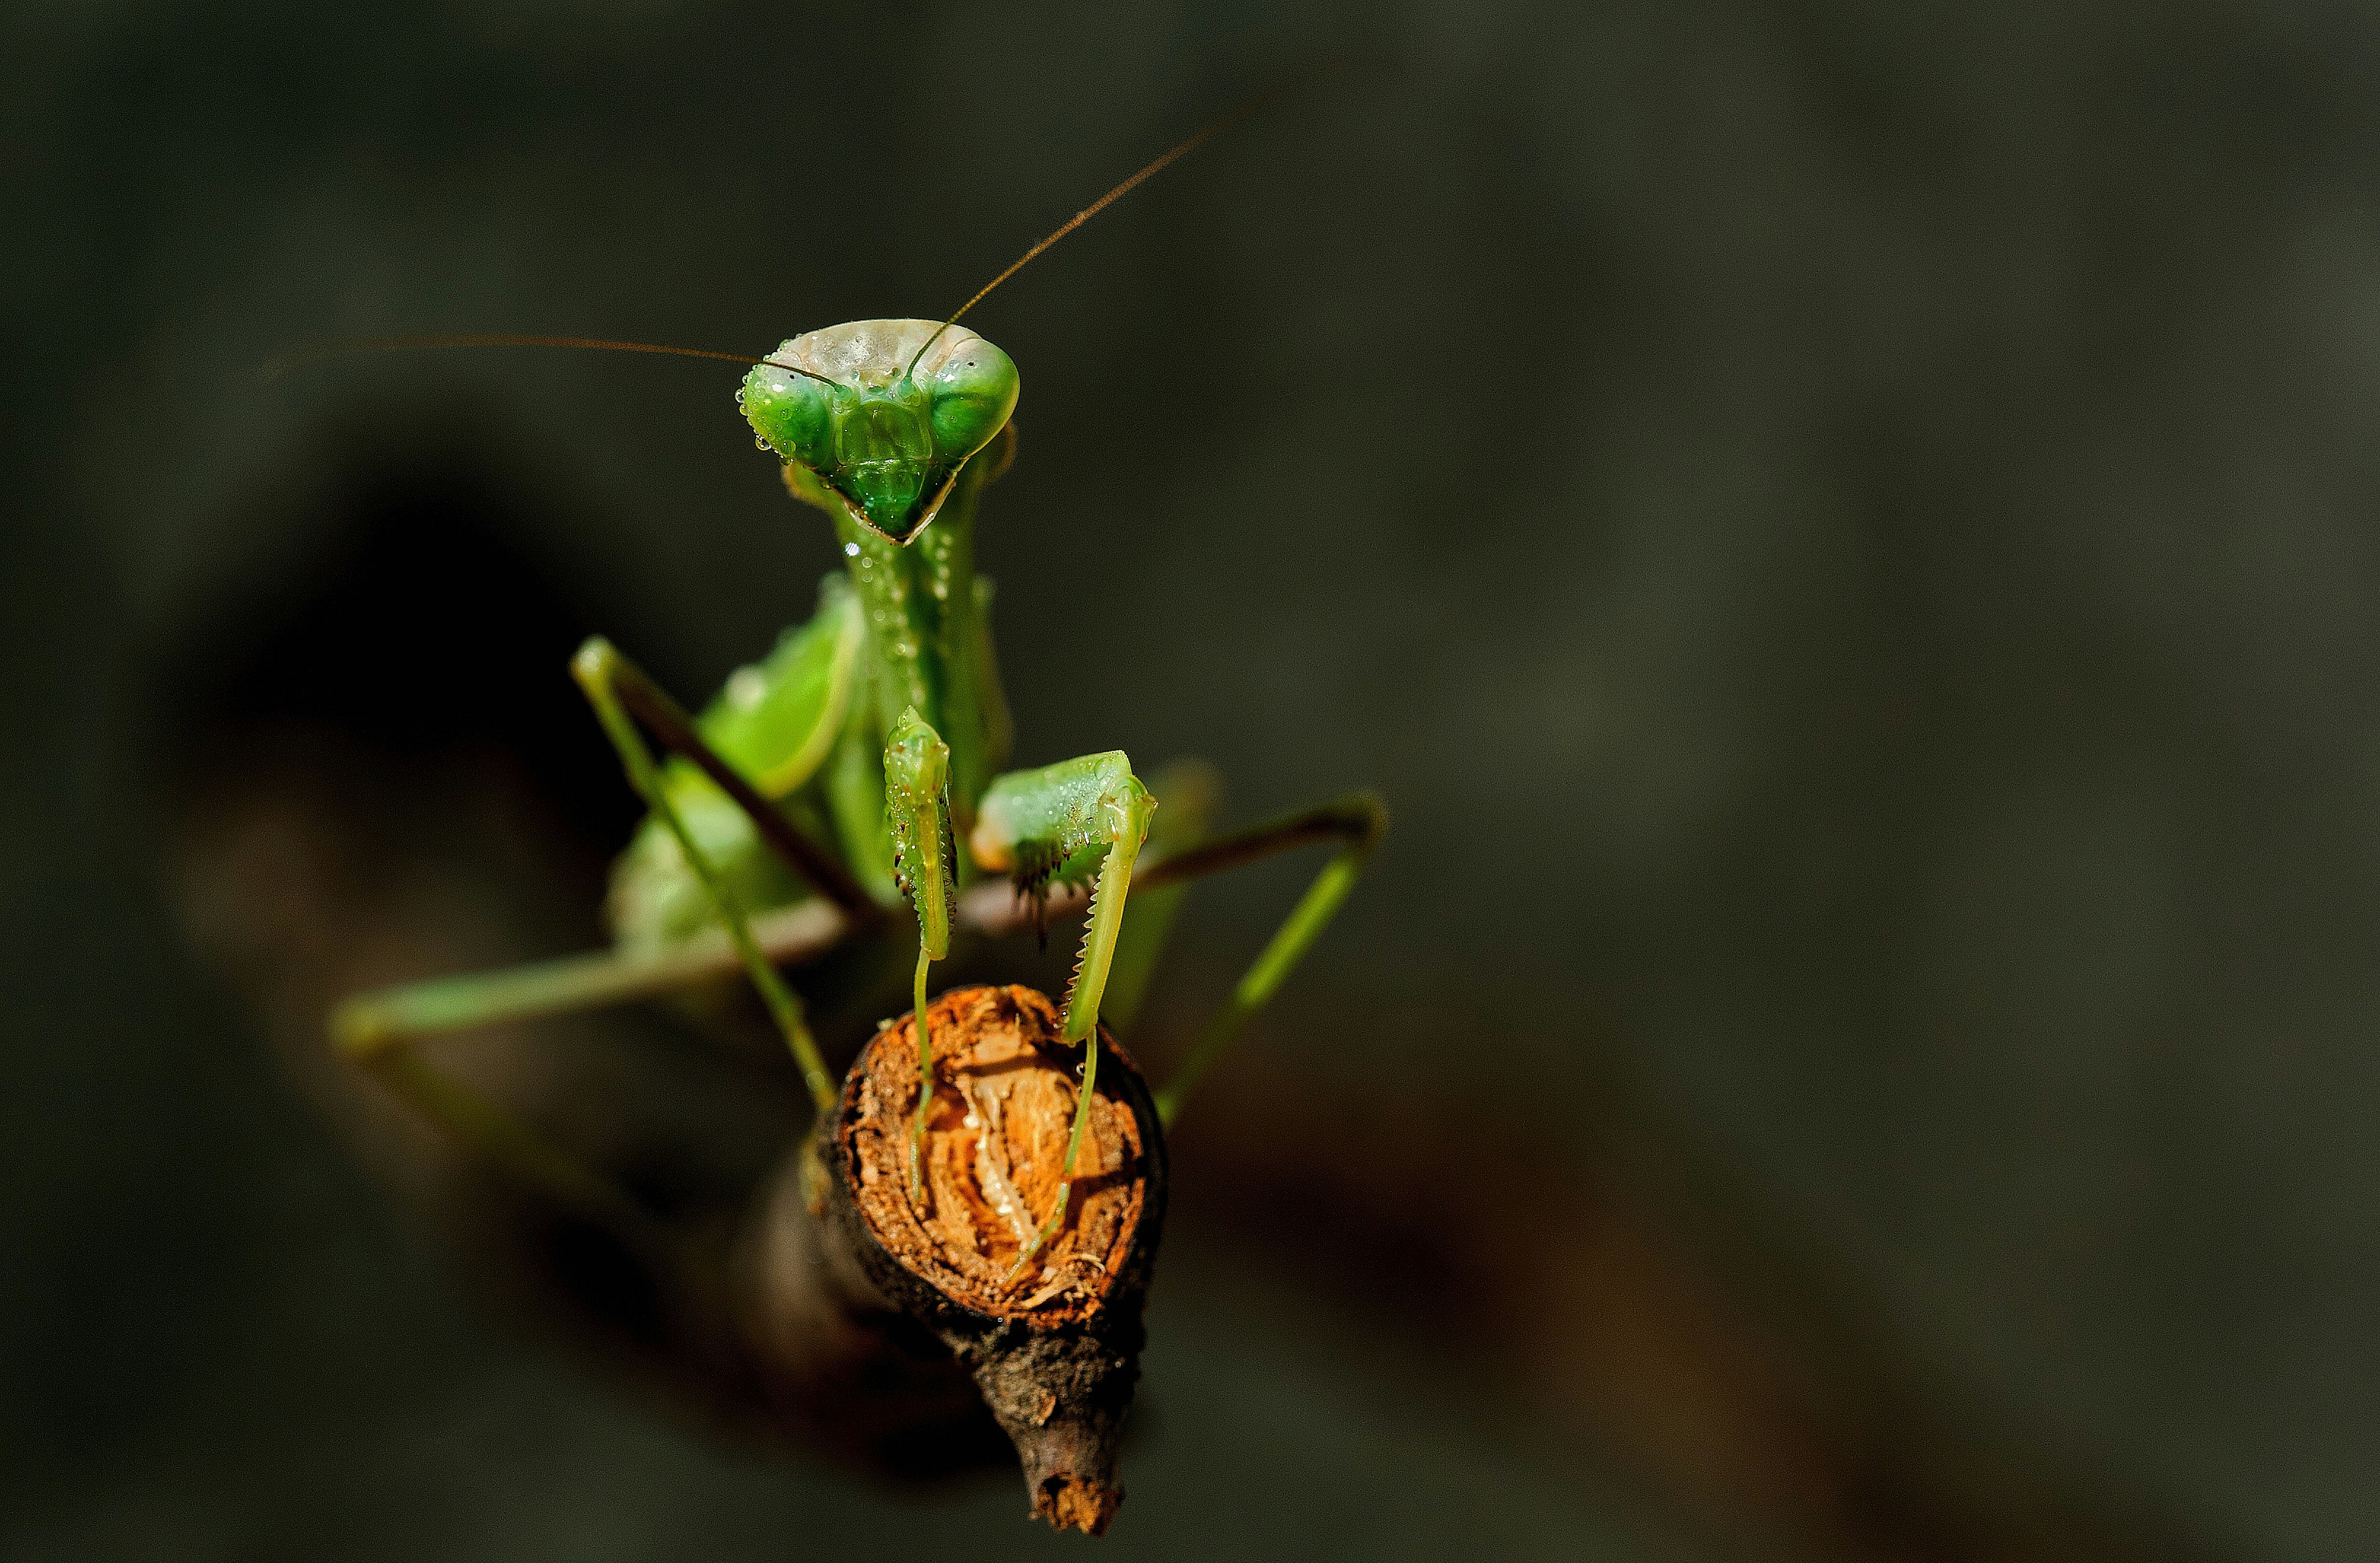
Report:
787,429,1011,863
799,449,1011,809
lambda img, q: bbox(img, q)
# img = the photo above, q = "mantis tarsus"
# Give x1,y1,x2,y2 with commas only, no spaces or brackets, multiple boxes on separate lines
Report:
325,107,1384,1295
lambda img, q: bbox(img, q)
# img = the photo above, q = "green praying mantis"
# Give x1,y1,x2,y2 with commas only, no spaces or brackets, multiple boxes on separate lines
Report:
325,107,1384,1288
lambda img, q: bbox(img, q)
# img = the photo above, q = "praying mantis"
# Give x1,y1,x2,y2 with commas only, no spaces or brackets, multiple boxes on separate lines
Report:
323,106,1384,1296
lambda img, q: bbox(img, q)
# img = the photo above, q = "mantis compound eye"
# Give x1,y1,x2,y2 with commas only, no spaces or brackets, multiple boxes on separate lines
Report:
739,361,836,469
923,337,1019,462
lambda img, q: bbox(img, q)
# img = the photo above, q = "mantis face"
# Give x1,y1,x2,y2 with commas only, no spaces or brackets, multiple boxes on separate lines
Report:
739,318,1019,543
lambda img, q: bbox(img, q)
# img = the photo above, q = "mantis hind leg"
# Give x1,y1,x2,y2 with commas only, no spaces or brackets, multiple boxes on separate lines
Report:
330,899,848,1052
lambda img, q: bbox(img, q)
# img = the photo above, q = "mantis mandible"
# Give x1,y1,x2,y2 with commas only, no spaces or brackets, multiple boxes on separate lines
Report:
324,103,1384,1290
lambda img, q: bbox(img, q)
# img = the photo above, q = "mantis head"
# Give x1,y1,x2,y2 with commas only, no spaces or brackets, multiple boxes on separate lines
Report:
739,319,1019,543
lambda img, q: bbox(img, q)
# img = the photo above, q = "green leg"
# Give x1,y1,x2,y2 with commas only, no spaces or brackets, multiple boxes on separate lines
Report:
1146,791,1386,1127
1004,978,1105,1285
573,639,838,1114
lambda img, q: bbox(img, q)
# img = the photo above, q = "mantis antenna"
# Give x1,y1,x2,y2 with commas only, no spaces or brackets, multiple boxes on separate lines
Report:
260,332,839,385
901,81,1300,381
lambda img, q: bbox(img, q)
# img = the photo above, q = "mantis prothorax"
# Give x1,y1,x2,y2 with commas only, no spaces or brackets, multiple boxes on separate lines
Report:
325,103,1384,1286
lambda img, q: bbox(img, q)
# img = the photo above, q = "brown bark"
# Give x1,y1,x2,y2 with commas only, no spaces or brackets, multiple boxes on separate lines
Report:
815,984,1166,1535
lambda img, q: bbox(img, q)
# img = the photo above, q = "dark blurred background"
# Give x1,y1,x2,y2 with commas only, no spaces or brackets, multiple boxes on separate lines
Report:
8,3,2380,1559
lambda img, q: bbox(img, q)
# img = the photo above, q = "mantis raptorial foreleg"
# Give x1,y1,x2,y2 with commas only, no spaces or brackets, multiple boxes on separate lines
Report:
968,755,1158,1277
1016,784,1386,1127
883,707,957,1202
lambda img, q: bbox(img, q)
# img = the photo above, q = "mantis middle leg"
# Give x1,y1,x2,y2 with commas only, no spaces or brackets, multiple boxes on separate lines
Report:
570,637,843,1113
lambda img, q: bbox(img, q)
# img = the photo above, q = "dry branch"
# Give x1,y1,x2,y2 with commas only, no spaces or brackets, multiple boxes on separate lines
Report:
817,985,1165,1534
